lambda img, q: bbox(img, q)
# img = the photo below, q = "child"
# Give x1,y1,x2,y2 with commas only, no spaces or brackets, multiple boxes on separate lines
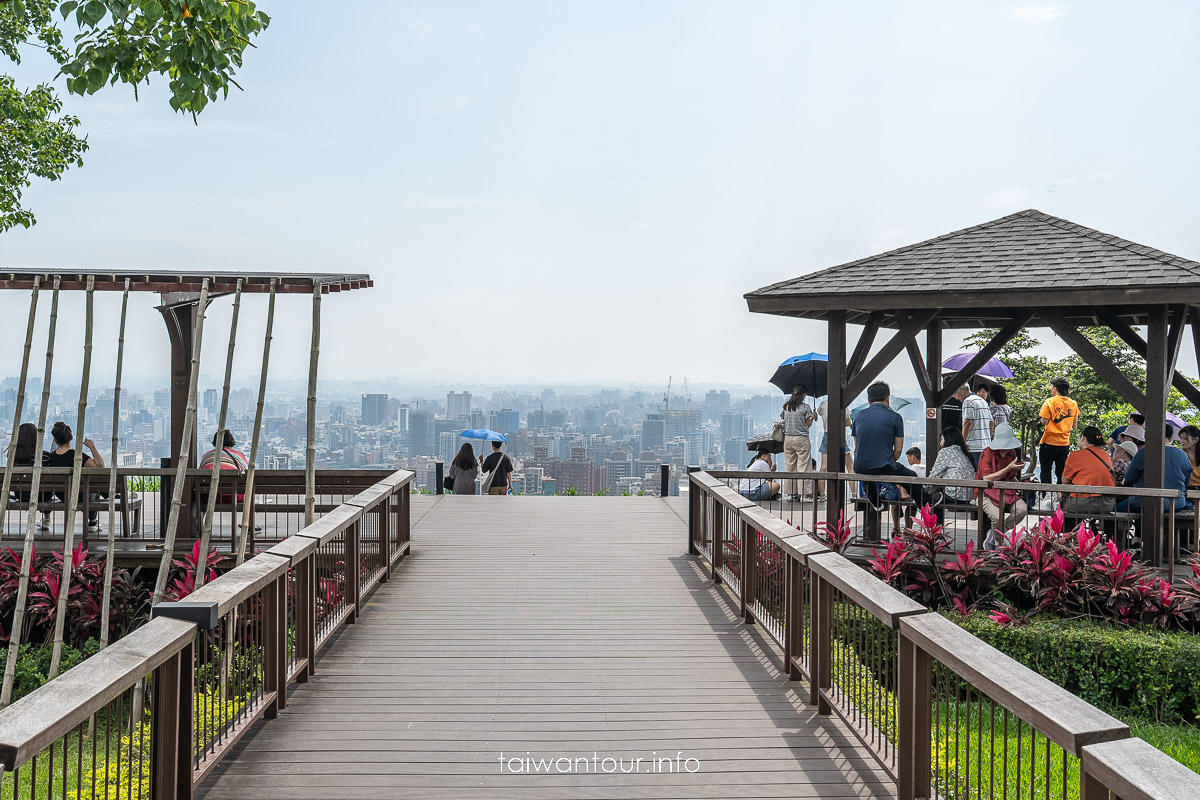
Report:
1111,441,1137,482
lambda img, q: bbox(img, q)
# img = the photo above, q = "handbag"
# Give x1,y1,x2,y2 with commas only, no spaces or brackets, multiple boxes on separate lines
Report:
482,453,507,492
443,467,455,492
772,418,786,442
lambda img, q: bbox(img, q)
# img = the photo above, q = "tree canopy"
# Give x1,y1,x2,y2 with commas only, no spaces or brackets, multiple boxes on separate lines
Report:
0,0,269,232
964,326,1197,453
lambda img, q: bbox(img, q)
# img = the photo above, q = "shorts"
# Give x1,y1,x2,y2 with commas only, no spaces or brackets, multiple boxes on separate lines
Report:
819,432,851,456
740,483,773,501
487,486,507,496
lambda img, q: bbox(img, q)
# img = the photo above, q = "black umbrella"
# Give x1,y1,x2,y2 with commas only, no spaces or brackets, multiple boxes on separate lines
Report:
746,433,785,455
769,353,828,396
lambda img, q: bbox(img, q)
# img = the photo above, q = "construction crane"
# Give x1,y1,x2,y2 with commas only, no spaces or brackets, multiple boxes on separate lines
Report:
664,376,671,412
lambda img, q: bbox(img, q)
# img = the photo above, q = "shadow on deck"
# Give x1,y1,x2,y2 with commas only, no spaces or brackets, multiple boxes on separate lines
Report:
197,496,892,799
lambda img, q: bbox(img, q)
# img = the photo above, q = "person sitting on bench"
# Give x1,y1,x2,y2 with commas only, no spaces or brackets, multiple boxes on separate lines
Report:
853,381,934,512
1061,426,1116,517
44,422,105,532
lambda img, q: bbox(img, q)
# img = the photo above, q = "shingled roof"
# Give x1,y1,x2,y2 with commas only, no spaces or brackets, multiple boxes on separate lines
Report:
745,210,1200,328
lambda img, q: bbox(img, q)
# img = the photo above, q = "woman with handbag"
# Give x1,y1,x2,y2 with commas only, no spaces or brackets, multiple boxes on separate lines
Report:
781,385,815,501
447,443,479,495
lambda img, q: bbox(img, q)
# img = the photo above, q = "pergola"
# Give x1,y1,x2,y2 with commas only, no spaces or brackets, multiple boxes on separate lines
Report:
745,209,1200,559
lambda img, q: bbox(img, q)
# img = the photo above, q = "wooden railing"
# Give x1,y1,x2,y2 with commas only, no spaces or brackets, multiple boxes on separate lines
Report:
689,469,1200,800
706,469,1193,576
0,469,413,800
0,466,394,547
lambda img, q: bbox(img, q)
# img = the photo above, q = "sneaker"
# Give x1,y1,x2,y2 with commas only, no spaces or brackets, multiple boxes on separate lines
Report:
983,530,999,551
36,517,50,531
816,494,827,503
87,521,102,533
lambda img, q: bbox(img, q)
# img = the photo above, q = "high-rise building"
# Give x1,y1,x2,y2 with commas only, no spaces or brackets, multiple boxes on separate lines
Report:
362,394,389,427
720,411,751,444
446,391,472,419
490,409,519,437
439,431,461,464
641,413,666,454
410,410,436,456
605,449,631,490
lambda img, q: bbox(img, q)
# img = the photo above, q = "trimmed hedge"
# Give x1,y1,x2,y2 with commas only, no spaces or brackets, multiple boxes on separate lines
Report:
951,612,1200,724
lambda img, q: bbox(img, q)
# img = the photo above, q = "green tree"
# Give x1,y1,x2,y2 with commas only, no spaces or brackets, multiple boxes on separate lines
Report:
0,0,270,231
965,326,1199,453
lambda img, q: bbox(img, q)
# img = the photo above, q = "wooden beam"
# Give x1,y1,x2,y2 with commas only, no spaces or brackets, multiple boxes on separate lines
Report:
826,311,847,524
844,309,940,402
1097,309,1200,409
1166,305,1188,384
925,322,942,466
845,312,882,383
934,312,1034,405
1042,310,1148,410
1144,307,1168,565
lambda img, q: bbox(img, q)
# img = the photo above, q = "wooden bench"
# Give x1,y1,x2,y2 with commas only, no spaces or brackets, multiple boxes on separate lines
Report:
5,473,142,536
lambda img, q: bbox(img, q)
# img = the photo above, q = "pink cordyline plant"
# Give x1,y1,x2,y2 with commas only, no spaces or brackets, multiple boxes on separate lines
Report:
813,510,854,554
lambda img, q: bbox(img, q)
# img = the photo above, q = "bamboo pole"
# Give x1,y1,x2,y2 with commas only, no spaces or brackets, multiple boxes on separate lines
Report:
153,280,210,604
0,278,41,538
196,280,242,589
237,279,275,566
99,280,130,651
305,281,321,525
1,277,61,706
48,278,95,679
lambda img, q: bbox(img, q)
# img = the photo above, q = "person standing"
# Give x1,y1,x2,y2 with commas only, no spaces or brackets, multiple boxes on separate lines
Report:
480,440,513,496
817,398,853,501
852,382,934,511
989,384,1012,431
781,385,815,501
1038,376,1079,487
941,384,969,436
448,443,479,495
961,384,992,457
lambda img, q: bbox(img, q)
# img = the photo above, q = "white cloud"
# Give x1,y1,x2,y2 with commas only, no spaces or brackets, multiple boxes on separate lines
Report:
985,186,1043,211
1009,3,1068,23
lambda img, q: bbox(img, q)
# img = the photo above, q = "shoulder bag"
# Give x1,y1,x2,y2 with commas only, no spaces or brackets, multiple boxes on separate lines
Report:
772,412,786,442
482,453,507,492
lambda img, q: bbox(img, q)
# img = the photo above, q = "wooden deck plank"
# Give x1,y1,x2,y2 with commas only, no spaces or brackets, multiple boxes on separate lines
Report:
198,497,895,799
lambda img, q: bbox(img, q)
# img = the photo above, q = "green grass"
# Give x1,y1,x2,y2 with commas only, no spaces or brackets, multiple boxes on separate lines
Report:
1129,717,1200,774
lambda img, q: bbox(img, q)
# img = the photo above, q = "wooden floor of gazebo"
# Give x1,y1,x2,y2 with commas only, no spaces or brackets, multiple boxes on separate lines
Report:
196,496,893,799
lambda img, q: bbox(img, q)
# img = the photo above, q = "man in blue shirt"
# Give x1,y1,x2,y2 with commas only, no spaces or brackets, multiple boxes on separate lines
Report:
1116,423,1193,512
852,382,936,511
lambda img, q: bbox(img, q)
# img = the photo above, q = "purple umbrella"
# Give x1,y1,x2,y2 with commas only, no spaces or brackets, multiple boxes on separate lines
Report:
941,352,1015,380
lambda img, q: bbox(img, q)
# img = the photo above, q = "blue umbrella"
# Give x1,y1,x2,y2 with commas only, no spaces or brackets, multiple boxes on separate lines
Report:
459,428,509,443
770,353,828,396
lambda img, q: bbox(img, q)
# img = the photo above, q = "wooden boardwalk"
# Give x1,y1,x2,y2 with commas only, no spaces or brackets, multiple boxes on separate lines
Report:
199,497,893,799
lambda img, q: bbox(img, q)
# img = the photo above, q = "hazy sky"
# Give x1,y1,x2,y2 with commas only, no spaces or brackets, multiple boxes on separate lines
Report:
2,1,1198,392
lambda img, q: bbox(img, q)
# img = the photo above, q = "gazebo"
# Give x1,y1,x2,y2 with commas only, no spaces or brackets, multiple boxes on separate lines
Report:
745,209,1200,561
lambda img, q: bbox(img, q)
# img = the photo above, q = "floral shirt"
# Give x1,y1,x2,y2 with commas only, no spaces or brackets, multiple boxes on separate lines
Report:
927,446,976,501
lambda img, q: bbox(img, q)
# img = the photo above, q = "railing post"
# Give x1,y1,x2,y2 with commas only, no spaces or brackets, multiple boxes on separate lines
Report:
686,467,698,555
711,500,723,584
151,640,194,800
400,488,411,551
898,633,931,800
435,462,444,495
784,556,802,680
1078,769,1110,800
264,574,285,717
380,500,392,582
740,518,755,623
297,554,314,683
347,520,361,622
809,573,831,714
660,463,669,498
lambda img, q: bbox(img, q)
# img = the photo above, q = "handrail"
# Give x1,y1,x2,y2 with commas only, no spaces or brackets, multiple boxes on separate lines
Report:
685,469,1197,800
1081,737,1200,799
0,616,195,770
0,468,415,797
900,613,1128,755
810,551,927,628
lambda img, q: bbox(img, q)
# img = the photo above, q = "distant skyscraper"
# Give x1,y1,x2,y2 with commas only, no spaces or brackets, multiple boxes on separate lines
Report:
447,391,472,419
490,409,519,437
203,388,218,413
410,409,436,456
362,394,389,427
439,431,461,464
641,413,666,454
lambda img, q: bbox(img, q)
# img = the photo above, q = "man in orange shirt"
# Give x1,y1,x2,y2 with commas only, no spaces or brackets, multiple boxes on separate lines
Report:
1038,376,1079,487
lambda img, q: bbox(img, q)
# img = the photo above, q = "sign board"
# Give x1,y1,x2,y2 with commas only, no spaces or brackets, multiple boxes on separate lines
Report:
926,408,938,419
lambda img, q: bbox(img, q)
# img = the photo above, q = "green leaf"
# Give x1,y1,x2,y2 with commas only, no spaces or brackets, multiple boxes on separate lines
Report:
60,1,79,19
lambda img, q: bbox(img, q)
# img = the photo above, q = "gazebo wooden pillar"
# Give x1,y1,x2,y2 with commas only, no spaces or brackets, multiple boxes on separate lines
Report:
746,210,1200,567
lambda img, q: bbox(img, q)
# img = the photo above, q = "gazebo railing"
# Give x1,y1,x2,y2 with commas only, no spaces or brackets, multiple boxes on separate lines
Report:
689,469,1200,800
706,469,1193,576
